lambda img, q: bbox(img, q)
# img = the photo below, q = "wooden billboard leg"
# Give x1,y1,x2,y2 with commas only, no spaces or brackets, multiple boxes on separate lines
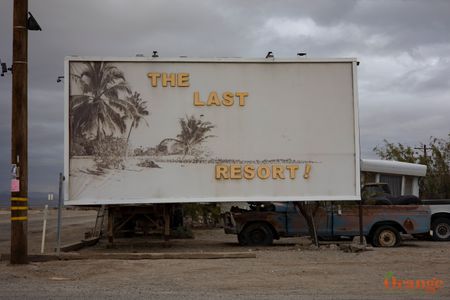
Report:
163,204,170,242
107,207,114,246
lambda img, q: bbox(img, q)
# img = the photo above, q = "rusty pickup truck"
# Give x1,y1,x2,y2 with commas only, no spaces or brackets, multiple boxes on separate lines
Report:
223,201,431,247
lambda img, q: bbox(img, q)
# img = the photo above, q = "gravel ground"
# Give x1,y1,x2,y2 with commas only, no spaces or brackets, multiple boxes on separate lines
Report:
0,209,449,299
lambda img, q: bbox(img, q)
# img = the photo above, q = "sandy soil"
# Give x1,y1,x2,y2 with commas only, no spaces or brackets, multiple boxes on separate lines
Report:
0,209,449,299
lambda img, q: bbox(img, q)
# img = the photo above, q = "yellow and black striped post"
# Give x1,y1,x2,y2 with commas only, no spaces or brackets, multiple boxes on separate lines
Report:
11,197,28,221
10,0,28,264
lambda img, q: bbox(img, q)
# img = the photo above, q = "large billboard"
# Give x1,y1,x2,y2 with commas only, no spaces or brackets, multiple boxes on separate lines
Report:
64,57,360,205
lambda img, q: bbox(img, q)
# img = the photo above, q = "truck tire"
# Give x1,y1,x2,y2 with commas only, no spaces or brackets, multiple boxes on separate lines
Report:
431,218,450,241
240,223,273,246
237,232,247,245
372,225,400,247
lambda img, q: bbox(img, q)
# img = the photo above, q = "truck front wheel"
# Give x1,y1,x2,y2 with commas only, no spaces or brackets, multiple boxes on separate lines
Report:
239,223,274,246
372,225,400,247
432,218,450,241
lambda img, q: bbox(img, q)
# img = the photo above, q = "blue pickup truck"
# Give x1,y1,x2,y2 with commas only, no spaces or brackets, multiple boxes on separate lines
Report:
223,200,431,247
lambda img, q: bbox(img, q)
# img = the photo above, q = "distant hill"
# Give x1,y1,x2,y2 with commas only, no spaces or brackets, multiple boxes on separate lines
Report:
0,191,58,208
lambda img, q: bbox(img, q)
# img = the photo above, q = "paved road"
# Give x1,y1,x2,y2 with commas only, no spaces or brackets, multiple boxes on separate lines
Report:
0,209,97,253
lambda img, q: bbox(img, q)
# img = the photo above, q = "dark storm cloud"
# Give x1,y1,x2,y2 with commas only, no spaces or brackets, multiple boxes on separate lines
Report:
1,0,449,193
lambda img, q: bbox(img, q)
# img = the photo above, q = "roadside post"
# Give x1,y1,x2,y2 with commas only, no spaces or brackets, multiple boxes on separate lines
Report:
40,193,53,253
40,204,48,253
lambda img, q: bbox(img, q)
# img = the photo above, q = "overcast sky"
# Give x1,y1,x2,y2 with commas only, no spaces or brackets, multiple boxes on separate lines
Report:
1,0,449,195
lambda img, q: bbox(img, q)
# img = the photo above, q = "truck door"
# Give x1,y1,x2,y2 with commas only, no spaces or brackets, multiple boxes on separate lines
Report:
285,202,330,237
331,201,360,237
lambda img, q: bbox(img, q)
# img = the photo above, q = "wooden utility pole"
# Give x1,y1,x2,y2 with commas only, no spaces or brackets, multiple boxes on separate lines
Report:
414,145,428,163
421,144,428,161
10,0,28,264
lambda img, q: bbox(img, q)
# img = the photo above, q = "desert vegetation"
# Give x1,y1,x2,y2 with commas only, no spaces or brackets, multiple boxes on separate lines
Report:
374,134,450,198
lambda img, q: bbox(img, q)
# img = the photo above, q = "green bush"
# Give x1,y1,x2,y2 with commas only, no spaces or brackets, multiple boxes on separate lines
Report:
183,203,221,226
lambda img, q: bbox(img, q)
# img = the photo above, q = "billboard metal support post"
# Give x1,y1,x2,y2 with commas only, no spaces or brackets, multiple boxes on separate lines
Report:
10,0,28,265
56,173,64,256
359,201,364,244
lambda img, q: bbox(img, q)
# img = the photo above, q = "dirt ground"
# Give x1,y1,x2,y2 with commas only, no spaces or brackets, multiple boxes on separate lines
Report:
0,209,449,299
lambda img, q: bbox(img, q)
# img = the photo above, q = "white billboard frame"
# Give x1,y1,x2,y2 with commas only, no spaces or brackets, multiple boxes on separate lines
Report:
64,57,360,205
